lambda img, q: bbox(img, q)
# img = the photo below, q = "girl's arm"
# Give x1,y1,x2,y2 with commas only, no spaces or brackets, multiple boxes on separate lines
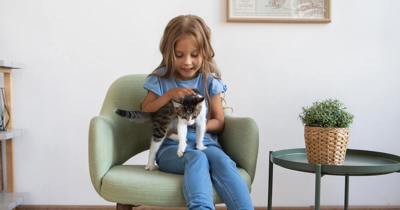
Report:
141,88,196,112
206,93,225,133
141,91,170,112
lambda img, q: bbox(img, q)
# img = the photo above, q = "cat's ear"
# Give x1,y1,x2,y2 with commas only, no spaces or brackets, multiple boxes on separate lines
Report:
192,89,200,94
172,100,182,108
196,96,205,104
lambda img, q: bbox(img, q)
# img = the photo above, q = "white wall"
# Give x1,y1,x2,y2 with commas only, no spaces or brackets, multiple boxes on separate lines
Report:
1,0,399,206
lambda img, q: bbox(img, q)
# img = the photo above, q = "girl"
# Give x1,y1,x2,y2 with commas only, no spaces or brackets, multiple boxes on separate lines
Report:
141,15,253,210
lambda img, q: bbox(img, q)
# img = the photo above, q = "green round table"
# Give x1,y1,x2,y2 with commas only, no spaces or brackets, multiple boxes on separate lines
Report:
267,148,400,210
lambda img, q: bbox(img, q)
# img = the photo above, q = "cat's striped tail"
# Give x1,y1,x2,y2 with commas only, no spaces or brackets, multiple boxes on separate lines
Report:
114,108,151,123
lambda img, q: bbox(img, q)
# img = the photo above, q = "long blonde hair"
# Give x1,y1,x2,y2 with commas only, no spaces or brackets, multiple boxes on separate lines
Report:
152,15,221,107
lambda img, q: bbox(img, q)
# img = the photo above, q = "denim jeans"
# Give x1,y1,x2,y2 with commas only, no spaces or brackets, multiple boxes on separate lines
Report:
156,131,253,210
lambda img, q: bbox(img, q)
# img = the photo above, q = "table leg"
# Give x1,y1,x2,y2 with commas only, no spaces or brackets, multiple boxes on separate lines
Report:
267,151,273,210
315,164,321,210
344,175,349,210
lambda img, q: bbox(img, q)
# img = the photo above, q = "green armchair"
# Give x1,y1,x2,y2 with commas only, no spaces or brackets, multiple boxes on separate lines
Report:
89,74,259,209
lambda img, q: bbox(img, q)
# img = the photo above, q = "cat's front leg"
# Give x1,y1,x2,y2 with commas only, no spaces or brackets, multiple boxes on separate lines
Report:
145,137,164,170
195,115,207,151
176,118,187,157
195,101,207,151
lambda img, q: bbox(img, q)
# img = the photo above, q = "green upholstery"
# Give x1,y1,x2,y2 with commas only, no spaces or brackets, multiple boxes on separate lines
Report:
89,74,259,207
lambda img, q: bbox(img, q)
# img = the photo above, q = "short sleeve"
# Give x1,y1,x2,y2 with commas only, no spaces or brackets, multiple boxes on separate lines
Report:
208,76,227,97
143,75,162,96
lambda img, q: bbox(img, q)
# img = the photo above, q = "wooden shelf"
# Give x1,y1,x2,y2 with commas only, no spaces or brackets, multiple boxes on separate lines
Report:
0,60,21,69
0,130,22,141
0,192,26,210
0,64,23,208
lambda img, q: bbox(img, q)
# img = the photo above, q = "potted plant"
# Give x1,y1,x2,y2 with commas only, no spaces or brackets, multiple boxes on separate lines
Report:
299,99,354,165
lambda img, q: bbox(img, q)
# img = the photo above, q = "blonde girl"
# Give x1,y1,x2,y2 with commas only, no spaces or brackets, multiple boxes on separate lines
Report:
141,15,253,210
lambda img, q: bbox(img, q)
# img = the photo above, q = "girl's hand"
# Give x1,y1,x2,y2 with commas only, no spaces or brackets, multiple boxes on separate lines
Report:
166,88,196,101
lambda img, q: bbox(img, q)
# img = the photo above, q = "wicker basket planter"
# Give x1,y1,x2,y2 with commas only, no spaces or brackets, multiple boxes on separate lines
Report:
304,126,349,165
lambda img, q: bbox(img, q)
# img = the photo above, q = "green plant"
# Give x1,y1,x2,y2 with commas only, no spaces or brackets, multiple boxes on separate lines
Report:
299,99,354,128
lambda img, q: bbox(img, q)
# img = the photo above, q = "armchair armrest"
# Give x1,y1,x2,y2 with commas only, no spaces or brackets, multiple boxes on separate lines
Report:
89,115,152,194
89,116,116,194
219,116,259,182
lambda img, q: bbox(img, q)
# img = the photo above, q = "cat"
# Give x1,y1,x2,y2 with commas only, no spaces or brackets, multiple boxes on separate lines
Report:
115,91,207,171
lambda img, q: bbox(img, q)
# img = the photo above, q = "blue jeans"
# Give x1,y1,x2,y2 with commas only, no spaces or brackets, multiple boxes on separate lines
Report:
156,131,253,210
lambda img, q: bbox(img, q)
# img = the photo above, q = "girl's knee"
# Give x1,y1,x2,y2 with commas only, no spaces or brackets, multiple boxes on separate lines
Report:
212,155,237,171
205,148,236,168
184,150,208,165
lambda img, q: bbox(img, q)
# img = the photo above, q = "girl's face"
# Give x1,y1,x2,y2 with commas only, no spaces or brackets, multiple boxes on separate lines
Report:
173,35,203,80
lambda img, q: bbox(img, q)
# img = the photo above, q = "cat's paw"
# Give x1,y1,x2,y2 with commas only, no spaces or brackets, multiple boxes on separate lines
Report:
145,163,158,171
177,142,187,157
177,149,185,157
196,144,207,150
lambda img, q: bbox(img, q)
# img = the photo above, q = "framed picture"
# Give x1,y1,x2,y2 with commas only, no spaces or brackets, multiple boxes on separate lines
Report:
227,0,331,23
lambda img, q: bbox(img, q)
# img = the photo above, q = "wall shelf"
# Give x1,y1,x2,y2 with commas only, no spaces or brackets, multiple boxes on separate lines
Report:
0,62,25,209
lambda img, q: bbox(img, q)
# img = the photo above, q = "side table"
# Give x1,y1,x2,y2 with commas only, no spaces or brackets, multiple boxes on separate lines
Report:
267,148,400,210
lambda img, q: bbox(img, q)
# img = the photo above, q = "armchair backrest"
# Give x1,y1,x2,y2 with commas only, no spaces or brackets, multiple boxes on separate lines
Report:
99,74,153,165
100,74,147,117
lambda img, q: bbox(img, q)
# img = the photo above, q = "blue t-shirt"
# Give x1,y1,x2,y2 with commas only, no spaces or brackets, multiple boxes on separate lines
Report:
144,67,227,109
143,67,227,155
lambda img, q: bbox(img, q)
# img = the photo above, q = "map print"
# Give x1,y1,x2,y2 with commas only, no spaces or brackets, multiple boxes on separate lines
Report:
233,0,326,19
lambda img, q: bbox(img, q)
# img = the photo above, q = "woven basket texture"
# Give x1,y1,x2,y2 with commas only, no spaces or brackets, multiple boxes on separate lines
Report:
304,126,349,165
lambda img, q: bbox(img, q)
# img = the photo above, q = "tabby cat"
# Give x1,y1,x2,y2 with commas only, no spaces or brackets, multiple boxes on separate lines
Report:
115,92,207,170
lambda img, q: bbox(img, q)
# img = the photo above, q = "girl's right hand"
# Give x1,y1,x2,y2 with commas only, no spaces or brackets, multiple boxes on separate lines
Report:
166,88,196,101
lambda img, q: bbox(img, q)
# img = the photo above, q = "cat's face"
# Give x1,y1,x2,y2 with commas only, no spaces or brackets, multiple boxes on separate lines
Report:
173,94,205,125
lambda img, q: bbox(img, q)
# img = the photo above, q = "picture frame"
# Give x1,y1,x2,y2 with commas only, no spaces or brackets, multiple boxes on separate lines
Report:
227,0,331,23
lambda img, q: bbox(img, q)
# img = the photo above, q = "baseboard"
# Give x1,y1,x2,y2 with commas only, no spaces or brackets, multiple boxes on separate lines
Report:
16,205,400,210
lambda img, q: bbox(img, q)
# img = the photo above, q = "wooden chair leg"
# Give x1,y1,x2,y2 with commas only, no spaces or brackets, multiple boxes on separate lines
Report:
116,203,133,210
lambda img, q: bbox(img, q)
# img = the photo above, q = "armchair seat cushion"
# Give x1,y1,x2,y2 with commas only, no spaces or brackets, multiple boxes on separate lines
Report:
100,165,252,207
